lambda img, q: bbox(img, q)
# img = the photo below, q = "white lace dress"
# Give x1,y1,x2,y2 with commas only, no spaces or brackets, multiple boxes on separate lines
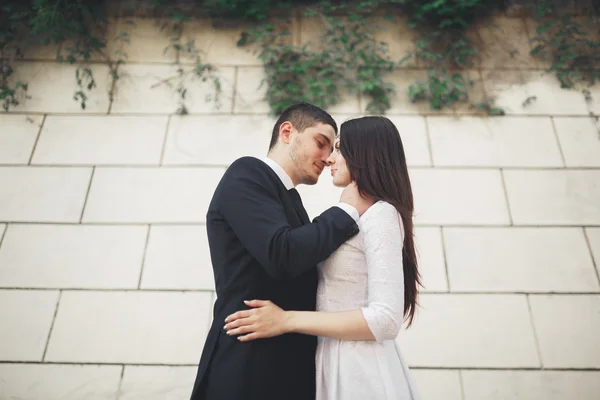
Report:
315,201,420,400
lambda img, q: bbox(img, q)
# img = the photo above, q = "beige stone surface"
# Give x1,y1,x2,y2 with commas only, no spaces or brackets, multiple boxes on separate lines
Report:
140,225,215,290
234,67,361,115
182,19,263,66
410,369,462,400
111,64,235,114
386,116,432,166
374,18,418,67
586,228,600,278
0,167,92,223
45,291,212,364
427,116,563,167
0,224,147,289
455,70,489,115
0,115,42,164
33,115,168,165
119,366,196,400
483,70,590,115
376,69,434,115
445,227,599,292
8,62,111,114
553,117,600,167
462,370,600,400
0,290,59,361
414,227,448,292
0,363,122,400
82,167,224,223
410,169,510,225
529,295,600,368
105,18,178,64
162,115,274,165
478,17,537,68
399,294,540,367
504,170,600,225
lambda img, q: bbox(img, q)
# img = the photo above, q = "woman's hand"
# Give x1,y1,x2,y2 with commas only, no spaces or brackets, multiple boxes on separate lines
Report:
224,300,291,342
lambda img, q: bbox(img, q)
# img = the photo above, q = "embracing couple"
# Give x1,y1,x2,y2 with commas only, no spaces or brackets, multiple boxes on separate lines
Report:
190,102,421,400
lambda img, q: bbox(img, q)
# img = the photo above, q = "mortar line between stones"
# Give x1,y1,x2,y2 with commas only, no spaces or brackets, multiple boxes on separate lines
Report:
550,117,567,167
3,221,600,229
12,58,577,72
458,370,466,400
207,291,216,331
159,115,172,166
107,72,118,115
0,223,8,250
583,228,600,288
439,227,451,292
115,365,126,400
423,116,435,166
1,360,599,372
28,114,46,165
79,167,96,223
5,164,600,171
2,287,599,296
5,111,600,118
294,12,302,47
526,294,544,370
137,225,152,289
231,66,239,114
499,168,514,226
42,290,62,362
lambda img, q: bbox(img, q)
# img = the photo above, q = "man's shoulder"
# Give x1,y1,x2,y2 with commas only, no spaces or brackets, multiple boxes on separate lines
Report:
227,156,268,174
224,156,276,186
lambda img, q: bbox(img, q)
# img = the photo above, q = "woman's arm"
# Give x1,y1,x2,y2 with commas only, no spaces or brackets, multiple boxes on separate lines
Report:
287,309,375,341
224,300,375,342
359,202,406,342
224,203,406,342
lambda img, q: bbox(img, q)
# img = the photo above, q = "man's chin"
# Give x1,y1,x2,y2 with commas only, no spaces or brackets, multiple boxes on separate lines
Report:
305,176,319,185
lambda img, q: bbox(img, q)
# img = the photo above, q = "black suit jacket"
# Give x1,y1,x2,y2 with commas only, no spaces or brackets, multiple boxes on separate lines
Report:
190,156,359,400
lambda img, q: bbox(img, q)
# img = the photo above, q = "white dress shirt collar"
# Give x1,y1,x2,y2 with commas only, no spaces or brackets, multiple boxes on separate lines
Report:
261,157,295,190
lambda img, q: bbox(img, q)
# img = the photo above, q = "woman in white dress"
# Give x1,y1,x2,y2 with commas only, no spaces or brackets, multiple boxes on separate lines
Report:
224,116,421,400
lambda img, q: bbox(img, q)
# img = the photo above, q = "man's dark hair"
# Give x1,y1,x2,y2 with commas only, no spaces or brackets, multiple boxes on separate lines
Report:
268,102,338,151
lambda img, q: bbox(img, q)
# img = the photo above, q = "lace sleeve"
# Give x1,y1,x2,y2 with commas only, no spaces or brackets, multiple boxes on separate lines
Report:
360,202,405,342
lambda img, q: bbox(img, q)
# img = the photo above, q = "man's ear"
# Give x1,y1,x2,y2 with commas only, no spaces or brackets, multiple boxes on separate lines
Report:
279,121,294,144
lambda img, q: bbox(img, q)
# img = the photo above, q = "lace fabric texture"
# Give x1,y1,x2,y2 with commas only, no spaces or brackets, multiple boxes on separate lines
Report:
315,201,420,400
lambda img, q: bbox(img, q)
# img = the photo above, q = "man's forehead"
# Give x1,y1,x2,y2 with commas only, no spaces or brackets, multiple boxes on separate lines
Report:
310,123,336,140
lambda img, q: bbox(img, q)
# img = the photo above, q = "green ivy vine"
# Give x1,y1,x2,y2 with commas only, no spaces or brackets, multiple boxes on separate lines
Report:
0,0,599,122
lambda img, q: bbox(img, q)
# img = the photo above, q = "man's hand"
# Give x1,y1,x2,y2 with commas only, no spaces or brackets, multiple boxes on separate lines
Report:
340,182,373,216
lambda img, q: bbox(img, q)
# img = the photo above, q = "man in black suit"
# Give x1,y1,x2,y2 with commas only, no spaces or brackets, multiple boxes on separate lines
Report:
190,103,367,400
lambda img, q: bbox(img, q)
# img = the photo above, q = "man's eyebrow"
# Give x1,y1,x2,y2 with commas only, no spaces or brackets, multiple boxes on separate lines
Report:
317,133,332,144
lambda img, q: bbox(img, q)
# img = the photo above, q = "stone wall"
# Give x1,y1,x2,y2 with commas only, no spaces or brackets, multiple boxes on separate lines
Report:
1,15,600,400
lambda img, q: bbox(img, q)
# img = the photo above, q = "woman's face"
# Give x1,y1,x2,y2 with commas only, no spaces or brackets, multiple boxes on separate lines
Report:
327,139,352,187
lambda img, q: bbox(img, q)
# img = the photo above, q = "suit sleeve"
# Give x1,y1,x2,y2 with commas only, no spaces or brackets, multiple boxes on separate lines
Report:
219,164,359,280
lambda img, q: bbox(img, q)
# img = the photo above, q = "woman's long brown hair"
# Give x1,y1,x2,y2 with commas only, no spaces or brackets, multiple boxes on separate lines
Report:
340,116,421,327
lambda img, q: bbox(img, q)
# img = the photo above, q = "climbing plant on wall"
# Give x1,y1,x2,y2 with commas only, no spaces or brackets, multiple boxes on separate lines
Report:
0,0,599,118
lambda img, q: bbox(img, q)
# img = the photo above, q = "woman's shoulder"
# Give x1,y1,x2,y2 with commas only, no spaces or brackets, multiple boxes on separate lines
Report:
358,201,405,244
359,200,398,222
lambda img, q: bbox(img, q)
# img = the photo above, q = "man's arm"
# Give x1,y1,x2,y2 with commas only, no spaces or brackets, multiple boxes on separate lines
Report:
219,166,358,280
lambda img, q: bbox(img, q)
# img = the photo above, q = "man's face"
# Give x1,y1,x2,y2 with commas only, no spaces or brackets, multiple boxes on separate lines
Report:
288,122,336,185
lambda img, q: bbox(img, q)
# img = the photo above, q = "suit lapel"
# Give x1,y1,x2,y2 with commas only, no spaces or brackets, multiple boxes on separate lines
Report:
288,188,310,224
